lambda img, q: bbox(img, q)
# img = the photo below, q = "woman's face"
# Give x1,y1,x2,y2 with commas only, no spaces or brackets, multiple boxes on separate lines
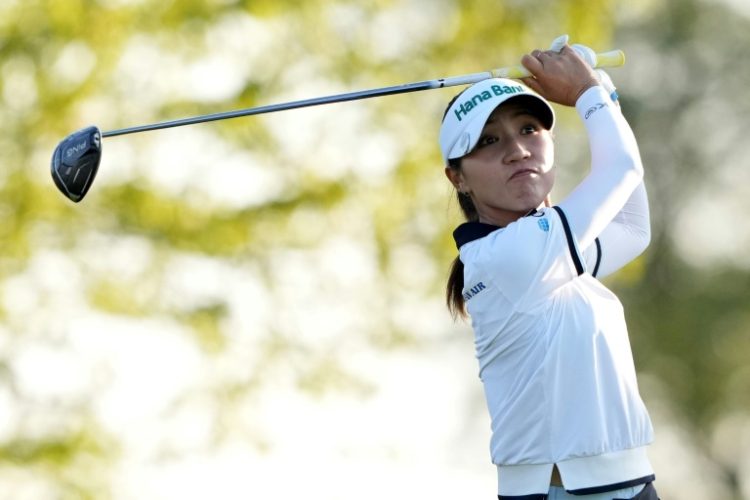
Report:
445,101,555,227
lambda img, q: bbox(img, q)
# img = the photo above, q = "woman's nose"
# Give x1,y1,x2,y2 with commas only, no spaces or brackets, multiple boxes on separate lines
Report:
503,139,530,163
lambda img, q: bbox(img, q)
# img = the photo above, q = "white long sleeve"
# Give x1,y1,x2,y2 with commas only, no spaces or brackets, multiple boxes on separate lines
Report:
558,86,649,276
558,86,644,248
582,181,650,278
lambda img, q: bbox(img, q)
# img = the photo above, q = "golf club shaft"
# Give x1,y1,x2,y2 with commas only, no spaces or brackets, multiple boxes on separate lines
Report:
102,49,625,138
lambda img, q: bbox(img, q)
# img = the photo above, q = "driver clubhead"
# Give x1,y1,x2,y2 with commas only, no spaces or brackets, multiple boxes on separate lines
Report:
51,126,102,202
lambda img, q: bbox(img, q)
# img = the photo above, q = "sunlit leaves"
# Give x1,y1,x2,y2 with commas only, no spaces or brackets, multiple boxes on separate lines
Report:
4,0,750,497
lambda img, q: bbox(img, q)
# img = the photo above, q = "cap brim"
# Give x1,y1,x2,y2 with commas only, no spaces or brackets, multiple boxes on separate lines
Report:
439,78,555,163
505,94,555,130
443,94,554,161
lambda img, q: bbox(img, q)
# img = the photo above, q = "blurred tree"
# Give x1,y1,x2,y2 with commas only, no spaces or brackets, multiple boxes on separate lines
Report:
0,0,616,496
2,0,748,498
613,0,750,497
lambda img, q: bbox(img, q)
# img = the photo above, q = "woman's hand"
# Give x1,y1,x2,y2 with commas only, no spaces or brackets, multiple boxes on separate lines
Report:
520,45,600,107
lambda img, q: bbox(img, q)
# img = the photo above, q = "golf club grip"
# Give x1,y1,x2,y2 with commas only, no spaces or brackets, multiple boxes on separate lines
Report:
491,49,626,79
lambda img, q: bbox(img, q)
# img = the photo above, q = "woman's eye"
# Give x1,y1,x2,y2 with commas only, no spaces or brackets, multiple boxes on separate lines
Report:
478,136,498,147
521,124,538,134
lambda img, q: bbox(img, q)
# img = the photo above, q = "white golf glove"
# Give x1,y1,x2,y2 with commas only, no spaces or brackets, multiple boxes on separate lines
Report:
549,35,619,104
548,34,569,52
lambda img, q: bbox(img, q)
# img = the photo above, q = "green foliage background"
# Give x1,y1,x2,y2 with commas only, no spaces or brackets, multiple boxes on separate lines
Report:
1,0,749,498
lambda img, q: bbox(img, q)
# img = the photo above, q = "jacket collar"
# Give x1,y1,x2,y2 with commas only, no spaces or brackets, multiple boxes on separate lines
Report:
452,222,501,249
452,209,540,249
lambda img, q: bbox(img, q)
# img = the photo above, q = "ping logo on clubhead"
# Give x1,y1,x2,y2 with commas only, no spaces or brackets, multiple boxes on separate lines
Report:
52,126,103,202
65,139,89,159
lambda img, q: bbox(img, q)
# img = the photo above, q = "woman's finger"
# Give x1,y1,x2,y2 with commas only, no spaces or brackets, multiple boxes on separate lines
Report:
521,53,544,76
520,76,544,96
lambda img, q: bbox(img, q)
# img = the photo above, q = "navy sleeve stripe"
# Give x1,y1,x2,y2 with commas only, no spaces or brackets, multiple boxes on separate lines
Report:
553,206,584,276
593,237,602,277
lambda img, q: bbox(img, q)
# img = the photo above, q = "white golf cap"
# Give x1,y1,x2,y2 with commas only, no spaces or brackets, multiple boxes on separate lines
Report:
439,78,554,163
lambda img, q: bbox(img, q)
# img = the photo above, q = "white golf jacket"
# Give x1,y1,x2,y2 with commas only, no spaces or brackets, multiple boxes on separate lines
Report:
455,86,655,496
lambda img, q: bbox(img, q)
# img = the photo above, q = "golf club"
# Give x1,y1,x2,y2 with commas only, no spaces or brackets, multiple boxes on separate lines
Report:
51,49,625,202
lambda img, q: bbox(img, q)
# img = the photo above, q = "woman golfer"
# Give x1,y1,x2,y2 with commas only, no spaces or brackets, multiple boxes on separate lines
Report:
440,43,659,499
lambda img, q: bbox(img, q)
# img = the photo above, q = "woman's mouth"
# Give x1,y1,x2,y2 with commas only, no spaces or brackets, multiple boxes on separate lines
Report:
509,168,538,180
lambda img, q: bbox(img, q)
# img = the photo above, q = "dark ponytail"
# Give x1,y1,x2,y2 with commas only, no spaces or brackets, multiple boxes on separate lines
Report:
441,90,479,320
446,158,478,320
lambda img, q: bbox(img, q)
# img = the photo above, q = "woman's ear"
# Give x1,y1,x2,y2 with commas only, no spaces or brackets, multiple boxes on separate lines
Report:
445,166,464,192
